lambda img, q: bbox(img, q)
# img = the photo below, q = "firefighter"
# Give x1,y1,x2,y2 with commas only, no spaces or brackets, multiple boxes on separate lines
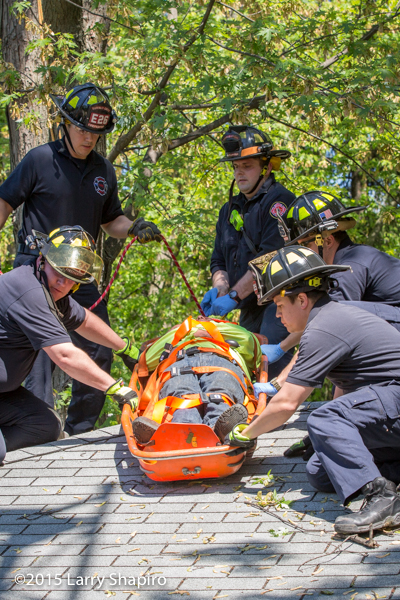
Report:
230,246,400,535
201,125,295,378
0,227,139,463
0,83,161,435
262,190,400,362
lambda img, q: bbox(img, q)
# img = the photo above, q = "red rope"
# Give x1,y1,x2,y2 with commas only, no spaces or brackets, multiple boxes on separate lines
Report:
88,237,137,311
160,235,206,317
89,235,206,316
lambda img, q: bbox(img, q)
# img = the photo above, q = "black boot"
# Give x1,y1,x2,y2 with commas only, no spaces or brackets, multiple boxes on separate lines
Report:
132,416,159,444
334,477,400,534
213,404,248,443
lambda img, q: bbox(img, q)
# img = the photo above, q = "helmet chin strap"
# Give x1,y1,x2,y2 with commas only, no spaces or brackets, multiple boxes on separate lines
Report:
247,159,272,195
61,121,76,155
315,234,324,258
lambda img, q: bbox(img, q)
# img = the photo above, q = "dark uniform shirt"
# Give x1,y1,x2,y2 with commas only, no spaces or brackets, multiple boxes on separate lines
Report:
210,175,295,310
0,263,86,392
286,297,400,394
0,139,123,245
329,236,400,306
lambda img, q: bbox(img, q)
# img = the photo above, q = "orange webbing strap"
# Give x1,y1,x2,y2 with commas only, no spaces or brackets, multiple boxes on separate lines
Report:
171,316,229,348
191,365,253,399
152,394,203,424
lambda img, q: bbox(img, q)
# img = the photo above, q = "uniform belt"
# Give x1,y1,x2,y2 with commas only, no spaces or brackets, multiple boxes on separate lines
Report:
17,244,39,256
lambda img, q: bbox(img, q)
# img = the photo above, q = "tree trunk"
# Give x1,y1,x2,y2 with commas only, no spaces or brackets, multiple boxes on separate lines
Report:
1,0,111,403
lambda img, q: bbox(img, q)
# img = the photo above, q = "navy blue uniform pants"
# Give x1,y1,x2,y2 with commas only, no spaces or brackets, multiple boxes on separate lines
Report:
240,302,293,379
306,382,400,504
0,386,62,461
160,353,245,427
15,252,112,435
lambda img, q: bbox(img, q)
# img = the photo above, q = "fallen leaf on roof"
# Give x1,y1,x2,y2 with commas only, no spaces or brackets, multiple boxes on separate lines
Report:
245,512,261,517
201,505,209,509
115,537,121,543
320,591,334,595
321,497,327,503
220,570,230,575
213,595,229,599
319,508,325,513
262,555,277,560
313,568,324,575
320,530,325,536
128,548,140,552
177,539,188,542
12,548,22,554
390,540,400,545
153,530,160,533
56,489,62,494
11,568,21,573
120,497,127,501
43,488,49,492
203,536,216,544
255,545,269,550
130,504,146,508
261,590,274,594
291,587,304,591
329,498,338,503
105,592,116,597
168,592,190,596
138,558,149,565
375,553,390,558
233,485,242,491
258,566,272,570
95,502,106,507
74,496,82,500
76,521,83,527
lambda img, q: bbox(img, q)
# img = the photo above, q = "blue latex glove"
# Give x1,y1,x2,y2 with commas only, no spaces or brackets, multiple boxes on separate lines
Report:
200,288,219,316
253,382,278,399
260,343,285,364
210,294,238,317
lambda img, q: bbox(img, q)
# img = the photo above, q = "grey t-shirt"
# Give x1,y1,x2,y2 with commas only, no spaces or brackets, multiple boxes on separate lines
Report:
0,263,86,393
286,297,400,393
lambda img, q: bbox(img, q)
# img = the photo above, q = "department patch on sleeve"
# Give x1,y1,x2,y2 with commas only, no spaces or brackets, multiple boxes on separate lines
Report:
269,202,287,219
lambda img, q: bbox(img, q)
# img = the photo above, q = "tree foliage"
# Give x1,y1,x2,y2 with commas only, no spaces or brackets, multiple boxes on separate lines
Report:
1,0,400,398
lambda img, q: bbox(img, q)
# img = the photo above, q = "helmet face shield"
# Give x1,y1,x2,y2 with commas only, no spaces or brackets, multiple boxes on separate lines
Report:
45,244,103,285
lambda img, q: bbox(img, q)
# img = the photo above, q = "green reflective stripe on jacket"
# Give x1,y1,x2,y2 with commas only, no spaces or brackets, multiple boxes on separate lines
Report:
144,320,261,380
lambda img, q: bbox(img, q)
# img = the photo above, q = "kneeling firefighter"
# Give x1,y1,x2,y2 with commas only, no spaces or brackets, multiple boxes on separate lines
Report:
0,226,139,463
228,245,400,535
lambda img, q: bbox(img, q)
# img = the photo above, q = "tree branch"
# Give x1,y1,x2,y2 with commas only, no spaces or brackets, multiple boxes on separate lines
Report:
60,0,143,35
217,2,255,23
321,1,400,69
107,0,216,163
264,111,397,202
206,35,275,66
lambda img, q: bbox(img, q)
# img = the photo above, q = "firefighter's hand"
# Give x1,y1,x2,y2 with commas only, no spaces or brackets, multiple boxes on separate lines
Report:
260,343,285,364
200,288,218,316
210,294,237,317
253,382,278,398
106,378,138,410
128,217,162,243
114,338,140,372
225,424,255,448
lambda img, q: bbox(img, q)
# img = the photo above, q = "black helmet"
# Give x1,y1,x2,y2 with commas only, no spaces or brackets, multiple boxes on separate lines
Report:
221,125,291,166
50,83,117,134
249,245,351,304
281,191,366,246
28,226,103,285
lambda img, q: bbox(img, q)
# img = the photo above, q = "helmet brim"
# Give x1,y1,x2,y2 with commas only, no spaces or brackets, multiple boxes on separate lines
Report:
257,264,351,304
286,206,367,246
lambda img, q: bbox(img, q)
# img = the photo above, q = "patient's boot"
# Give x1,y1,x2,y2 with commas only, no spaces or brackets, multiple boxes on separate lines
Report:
132,417,159,444
213,404,248,443
335,477,400,534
